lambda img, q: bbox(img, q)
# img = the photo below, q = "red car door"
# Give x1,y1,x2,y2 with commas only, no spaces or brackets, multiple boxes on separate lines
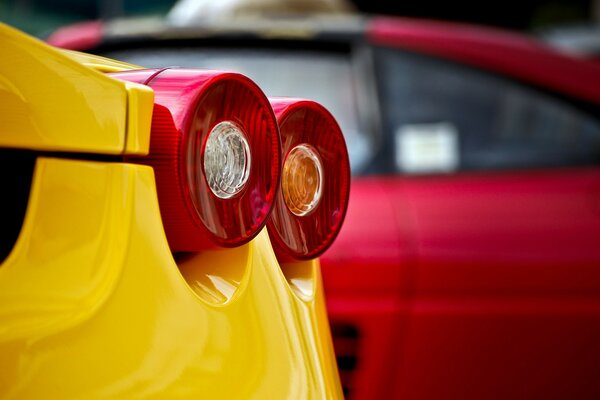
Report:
388,168,600,399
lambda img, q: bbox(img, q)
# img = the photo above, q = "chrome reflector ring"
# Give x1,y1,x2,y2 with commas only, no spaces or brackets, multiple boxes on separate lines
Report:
203,121,252,199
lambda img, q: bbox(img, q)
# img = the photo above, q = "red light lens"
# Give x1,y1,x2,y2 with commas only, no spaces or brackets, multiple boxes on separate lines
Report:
114,69,281,251
267,99,350,261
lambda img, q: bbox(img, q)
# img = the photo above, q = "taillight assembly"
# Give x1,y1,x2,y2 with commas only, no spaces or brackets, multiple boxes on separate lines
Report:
112,70,350,260
267,99,351,262
112,69,281,251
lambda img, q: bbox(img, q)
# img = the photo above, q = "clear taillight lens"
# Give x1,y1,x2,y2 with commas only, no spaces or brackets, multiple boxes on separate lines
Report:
202,121,252,200
267,98,351,262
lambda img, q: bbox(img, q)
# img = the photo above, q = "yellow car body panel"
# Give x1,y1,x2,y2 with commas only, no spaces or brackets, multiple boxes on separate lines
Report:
0,24,342,399
0,159,341,399
60,49,143,73
0,23,152,155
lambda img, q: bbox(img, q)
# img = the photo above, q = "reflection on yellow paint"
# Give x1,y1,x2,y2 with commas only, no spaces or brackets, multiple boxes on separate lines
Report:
0,23,152,155
0,159,342,398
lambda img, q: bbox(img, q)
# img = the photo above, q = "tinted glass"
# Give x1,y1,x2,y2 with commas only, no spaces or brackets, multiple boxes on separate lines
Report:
372,47,600,174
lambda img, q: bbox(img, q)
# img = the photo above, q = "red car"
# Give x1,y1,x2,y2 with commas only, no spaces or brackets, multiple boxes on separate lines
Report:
542,24,600,64
50,13,600,399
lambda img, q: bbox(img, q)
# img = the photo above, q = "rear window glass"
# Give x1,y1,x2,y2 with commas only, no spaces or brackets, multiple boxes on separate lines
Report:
372,46,600,174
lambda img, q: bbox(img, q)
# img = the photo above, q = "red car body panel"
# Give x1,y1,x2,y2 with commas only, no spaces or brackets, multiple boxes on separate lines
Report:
322,179,413,399
324,170,600,399
368,17,600,105
48,20,104,51
323,17,600,400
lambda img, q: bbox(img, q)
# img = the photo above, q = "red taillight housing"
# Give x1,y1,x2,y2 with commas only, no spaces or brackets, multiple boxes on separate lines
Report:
267,98,350,262
113,69,281,251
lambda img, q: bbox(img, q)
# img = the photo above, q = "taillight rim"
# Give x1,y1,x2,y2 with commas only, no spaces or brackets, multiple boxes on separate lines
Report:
117,69,282,251
178,72,281,249
267,98,351,261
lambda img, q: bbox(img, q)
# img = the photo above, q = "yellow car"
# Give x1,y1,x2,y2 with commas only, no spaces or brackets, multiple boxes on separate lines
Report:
0,23,349,399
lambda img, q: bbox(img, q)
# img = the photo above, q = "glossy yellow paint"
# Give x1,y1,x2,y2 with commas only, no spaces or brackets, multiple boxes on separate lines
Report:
60,49,142,72
0,23,152,155
0,158,342,399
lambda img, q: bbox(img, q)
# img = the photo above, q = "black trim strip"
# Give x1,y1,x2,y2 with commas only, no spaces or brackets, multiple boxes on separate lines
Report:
0,149,37,263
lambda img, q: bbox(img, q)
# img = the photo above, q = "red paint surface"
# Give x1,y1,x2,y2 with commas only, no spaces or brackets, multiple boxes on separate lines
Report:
326,19,600,398
322,178,415,399
368,17,600,106
322,170,600,399
47,20,104,51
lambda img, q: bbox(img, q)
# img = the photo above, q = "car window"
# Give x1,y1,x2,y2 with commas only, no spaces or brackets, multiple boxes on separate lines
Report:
103,47,373,174
372,46,600,174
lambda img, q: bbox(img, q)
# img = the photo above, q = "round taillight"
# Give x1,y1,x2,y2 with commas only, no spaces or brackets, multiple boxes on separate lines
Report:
267,98,350,262
113,69,281,251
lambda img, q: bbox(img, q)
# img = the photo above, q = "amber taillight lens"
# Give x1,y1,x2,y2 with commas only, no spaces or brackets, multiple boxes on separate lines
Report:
267,98,350,262
282,144,324,216
112,69,281,251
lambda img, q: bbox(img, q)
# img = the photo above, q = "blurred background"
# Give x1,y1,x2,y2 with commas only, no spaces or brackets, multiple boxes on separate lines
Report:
2,0,600,36
3,1,600,400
